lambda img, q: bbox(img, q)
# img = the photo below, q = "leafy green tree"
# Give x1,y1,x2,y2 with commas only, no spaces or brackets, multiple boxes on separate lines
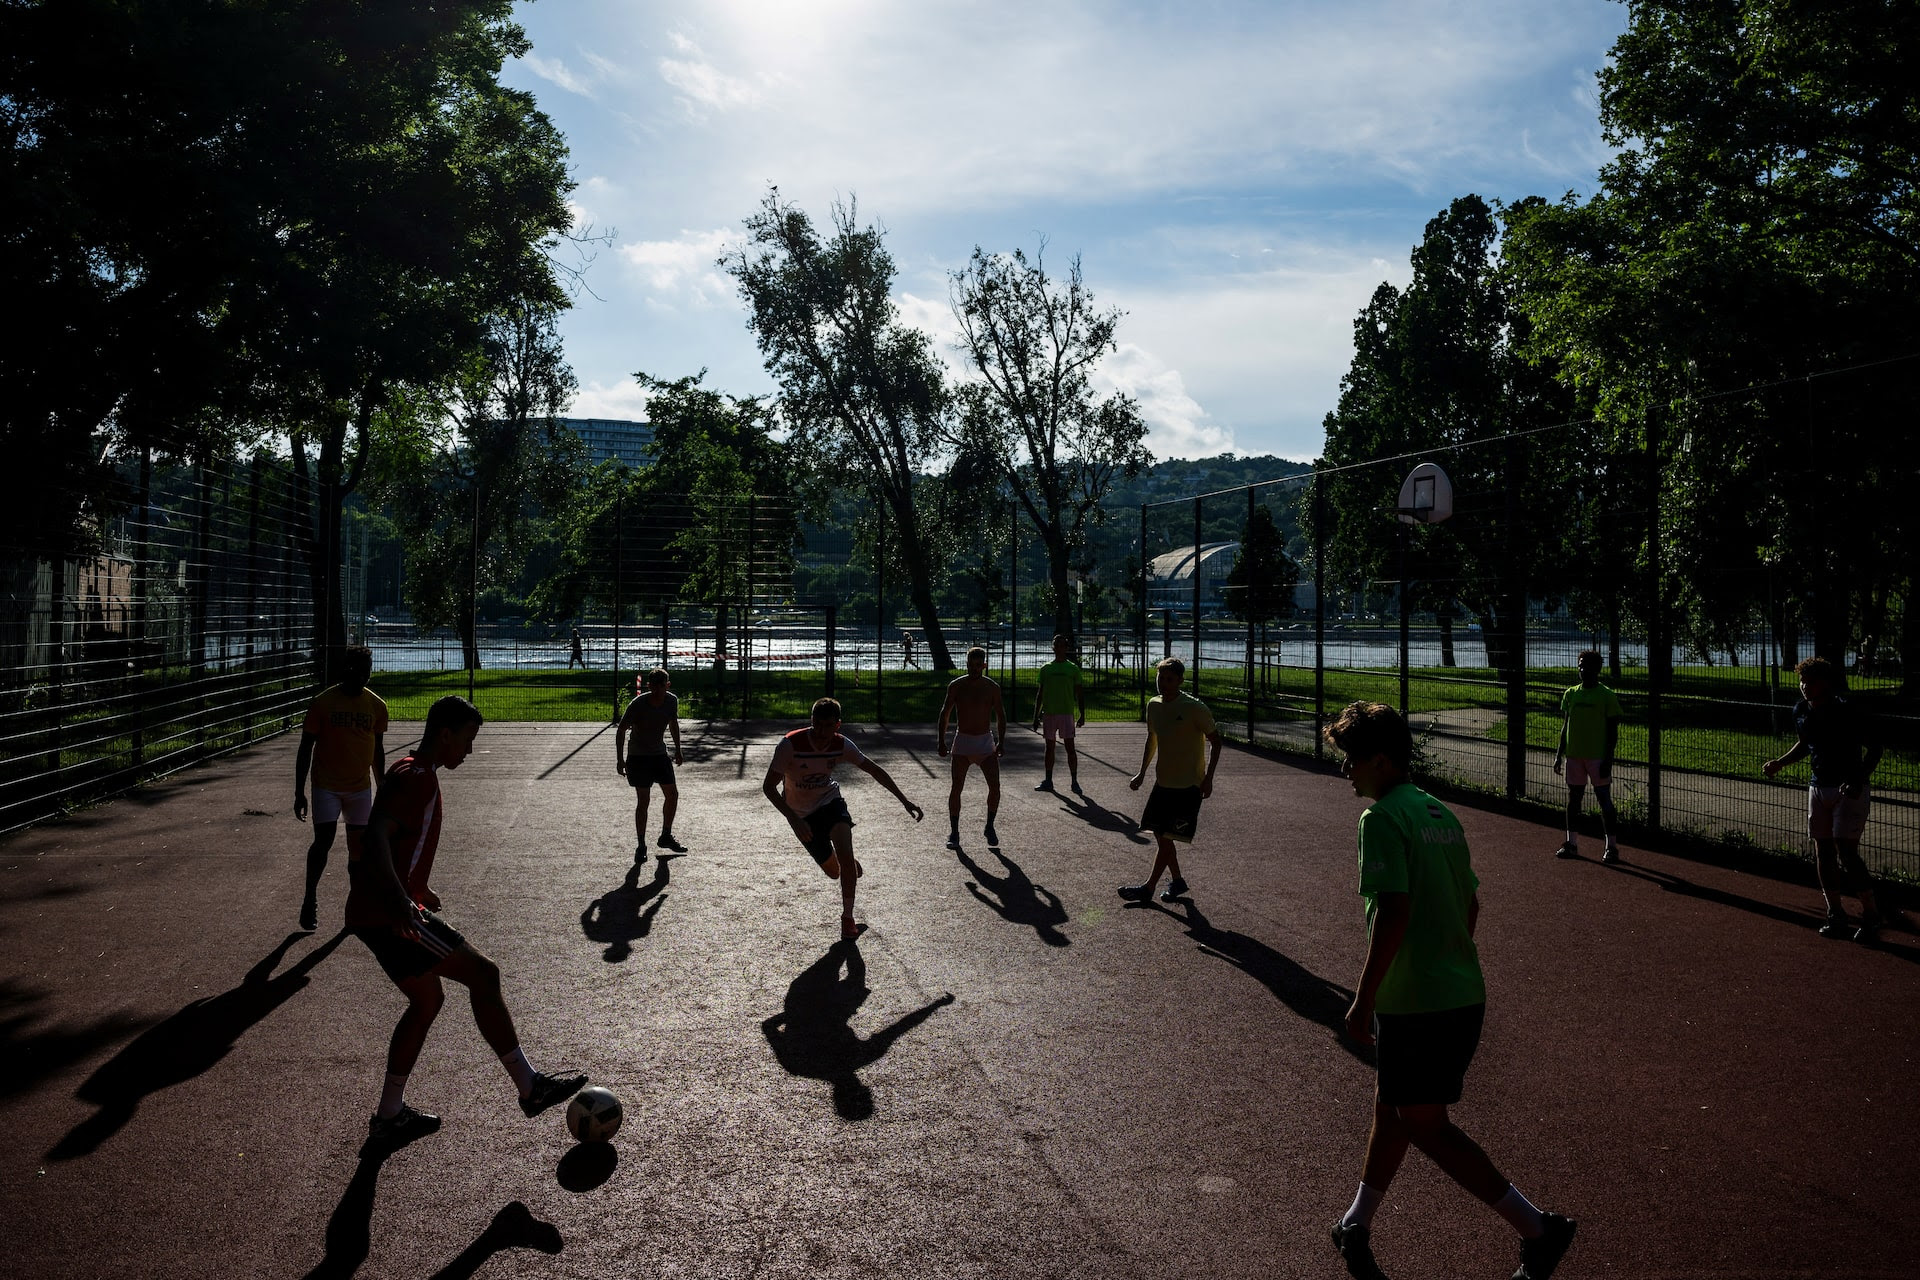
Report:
1225,505,1300,684
948,244,1151,643
722,190,959,670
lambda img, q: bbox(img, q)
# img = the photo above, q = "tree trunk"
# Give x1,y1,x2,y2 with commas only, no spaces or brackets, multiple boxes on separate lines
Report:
888,502,954,670
1607,598,1622,681
1436,607,1457,668
1810,574,1853,673
1896,575,1918,700
713,602,730,671
1045,525,1074,644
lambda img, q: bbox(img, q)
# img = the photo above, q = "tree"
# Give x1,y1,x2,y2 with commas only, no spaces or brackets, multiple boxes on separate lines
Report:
722,190,958,670
948,244,1151,642
374,304,583,669
1225,505,1300,686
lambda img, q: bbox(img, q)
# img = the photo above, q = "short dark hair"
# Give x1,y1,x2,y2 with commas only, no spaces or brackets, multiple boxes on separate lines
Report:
1156,656,1185,678
422,695,483,751
341,645,373,683
1053,633,1070,646
647,667,669,684
1576,649,1601,666
1323,701,1413,772
967,646,988,665
1794,656,1841,687
811,697,842,725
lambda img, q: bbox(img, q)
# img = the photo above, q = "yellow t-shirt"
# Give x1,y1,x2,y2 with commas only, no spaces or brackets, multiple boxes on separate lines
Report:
302,686,389,791
1147,692,1216,789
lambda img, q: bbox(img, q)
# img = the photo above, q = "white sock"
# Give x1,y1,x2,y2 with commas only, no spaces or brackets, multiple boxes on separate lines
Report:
1342,1182,1384,1230
377,1071,409,1120
501,1046,537,1099
1494,1184,1545,1238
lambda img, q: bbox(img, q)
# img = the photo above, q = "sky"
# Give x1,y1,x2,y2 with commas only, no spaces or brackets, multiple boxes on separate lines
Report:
504,0,1627,462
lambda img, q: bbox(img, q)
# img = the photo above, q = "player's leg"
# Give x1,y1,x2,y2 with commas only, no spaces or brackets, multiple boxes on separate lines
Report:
1039,735,1057,789
1812,837,1851,932
1833,839,1884,934
1592,784,1619,861
1063,736,1081,791
980,753,1001,844
947,754,967,846
632,781,651,855
303,817,339,928
1396,1104,1574,1273
433,942,586,1115
1555,783,1584,858
1121,832,1176,900
658,781,682,849
1332,1093,1409,1278
363,970,448,1141
824,822,863,937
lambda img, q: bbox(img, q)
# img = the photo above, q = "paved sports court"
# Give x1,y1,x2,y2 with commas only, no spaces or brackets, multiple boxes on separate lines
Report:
3,723,1915,1278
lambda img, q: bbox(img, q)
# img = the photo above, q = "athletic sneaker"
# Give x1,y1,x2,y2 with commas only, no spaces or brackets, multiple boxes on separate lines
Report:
1116,883,1155,902
1552,841,1578,860
1817,915,1854,939
946,830,962,849
1160,877,1189,902
1853,920,1879,945
299,896,318,932
633,844,647,864
655,832,686,852
1601,844,1619,865
1070,778,1084,794
519,1071,588,1118
367,1102,441,1148
1513,1212,1577,1280
983,822,999,845
1034,778,1055,792
1329,1221,1390,1280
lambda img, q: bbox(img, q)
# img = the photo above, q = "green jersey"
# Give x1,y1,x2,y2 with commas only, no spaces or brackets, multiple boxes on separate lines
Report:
1035,659,1083,716
1357,784,1485,1014
1559,682,1625,759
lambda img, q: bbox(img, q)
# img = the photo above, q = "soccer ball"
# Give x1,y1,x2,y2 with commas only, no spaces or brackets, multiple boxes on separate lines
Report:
565,1086,623,1144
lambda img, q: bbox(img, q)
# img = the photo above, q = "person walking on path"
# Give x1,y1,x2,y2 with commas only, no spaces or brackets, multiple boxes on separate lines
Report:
937,646,1007,847
349,695,587,1149
1120,657,1221,903
293,645,387,932
1551,649,1625,864
1031,634,1087,794
901,630,920,669
567,627,586,669
764,698,925,940
1324,700,1577,1280
618,668,686,859
1762,656,1891,942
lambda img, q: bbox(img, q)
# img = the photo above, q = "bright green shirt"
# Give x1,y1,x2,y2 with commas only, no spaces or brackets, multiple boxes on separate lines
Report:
1559,682,1625,759
1035,659,1083,716
1357,784,1485,1015
1146,692,1216,789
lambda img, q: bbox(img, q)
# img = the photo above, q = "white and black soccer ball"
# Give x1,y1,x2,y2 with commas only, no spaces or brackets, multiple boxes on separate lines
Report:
565,1086,623,1144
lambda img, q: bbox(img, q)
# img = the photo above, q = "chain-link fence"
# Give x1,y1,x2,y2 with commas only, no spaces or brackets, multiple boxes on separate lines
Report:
1136,380,1918,881
1,460,316,832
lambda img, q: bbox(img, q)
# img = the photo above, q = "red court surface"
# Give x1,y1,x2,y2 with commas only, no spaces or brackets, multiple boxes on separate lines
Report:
2,722,1915,1279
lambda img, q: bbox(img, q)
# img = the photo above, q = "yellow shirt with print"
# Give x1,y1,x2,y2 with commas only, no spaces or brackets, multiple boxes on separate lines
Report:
302,685,389,792
1147,692,1216,789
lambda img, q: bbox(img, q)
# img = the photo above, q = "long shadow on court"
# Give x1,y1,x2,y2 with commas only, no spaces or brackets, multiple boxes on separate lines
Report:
760,941,954,1120
580,855,679,962
48,929,348,1160
1132,899,1371,1066
954,846,1070,947
1053,791,1151,844
307,1131,563,1280
0,977,154,1102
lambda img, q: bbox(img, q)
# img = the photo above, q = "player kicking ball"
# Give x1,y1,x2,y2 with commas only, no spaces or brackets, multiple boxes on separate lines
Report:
1120,657,1221,903
937,646,1006,847
1324,701,1575,1280
764,697,924,940
349,695,586,1148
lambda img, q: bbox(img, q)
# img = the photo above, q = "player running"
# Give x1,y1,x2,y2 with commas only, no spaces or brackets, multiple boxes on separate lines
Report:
293,645,387,932
1324,701,1576,1280
764,697,925,940
937,647,1007,847
1551,649,1625,864
349,695,587,1148
1120,657,1222,903
1762,656,1890,942
617,668,686,858
1031,634,1087,794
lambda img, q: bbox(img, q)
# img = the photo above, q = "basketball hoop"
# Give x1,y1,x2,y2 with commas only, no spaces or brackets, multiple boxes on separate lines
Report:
1397,462,1454,525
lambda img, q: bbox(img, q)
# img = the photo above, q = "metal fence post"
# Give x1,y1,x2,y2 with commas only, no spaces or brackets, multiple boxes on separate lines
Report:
1137,503,1148,720
467,481,478,705
743,494,756,721
1646,409,1663,830
1191,494,1202,694
1503,436,1527,799
1398,521,1411,718
1009,498,1018,709
1245,484,1255,742
875,502,885,724
1314,473,1326,763
825,603,837,698
611,490,623,723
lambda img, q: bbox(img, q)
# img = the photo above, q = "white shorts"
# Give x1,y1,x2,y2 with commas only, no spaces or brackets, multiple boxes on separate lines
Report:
1564,758,1610,787
951,731,997,761
1041,713,1077,744
313,785,373,826
1808,786,1870,841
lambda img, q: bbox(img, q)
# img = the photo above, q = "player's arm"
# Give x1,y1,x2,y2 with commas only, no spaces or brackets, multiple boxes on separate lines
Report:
669,708,683,765
994,685,1006,756
359,805,422,935
1763,734,1810,777
1130,727,1156,790
936,684,956,755
855,755,924,821
615,707,630,774
1346,891,1411,1046
1602,714,1620,772
372,733,386,778
1552,709,1569,775
1201,727,1225,798
1075,676,1086,727
762,763,813,843
1467,890,1480,938
293,731,318,821
1848,711,1883,797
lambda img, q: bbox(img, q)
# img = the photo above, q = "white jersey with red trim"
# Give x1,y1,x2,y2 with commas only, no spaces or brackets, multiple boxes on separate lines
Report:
769,726,866,816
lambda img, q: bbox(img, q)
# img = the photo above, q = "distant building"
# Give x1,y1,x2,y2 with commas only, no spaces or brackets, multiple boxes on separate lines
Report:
1147,542,1239,613
560,417,653,468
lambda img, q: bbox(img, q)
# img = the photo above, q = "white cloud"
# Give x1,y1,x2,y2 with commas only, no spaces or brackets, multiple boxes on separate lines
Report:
616,227,740,306
521,53,596,99
1093,344,1234,460
568,378,652,421
658,32,761,117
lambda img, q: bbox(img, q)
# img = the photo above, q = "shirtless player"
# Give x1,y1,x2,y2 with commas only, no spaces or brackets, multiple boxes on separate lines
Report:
937,647,1007,848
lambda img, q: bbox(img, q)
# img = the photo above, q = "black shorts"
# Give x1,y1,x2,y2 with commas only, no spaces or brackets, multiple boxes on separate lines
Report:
1375,1003,1485,1107
627,754,676,788
798,796,854,866
353,910,468,984
1140,784,1203,843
